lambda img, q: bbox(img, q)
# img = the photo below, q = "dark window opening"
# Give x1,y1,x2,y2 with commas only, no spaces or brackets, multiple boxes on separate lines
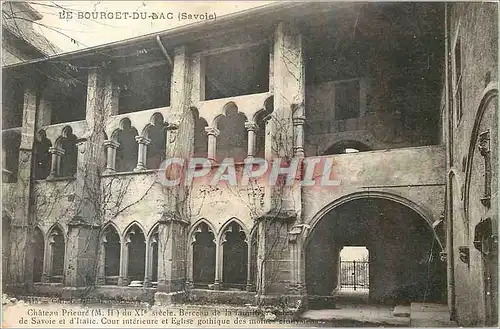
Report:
2,75,24,129
103,226,120,285
59,127,78,177
33,228,45,283
34,130,52,180
146,114,167,170
2,129,21,183
204,44,269,100
50,227,65,283
335,80,360,120
49,75,87,124
254,97,273,158
126,226,146,283
151,231,159,283
115,119,138,172
192,108,208,158
216,102,248,162
454,37,463,121
222,222,248,288
193,223,216,287
323,141,371,155
117,64,171,114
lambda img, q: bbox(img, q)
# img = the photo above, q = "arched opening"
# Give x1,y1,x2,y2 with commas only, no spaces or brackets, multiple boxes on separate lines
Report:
59,127,78,177
103,226,120,285
222,221,248,289
115,119,138,172
191,107,208,158
322,140,371,155
254,97,273,158
32,227,45,283
145,113,167,169
192,222,216,287
216,103,248,162
125,225,146,285
34,130,52,180
48,226,65,283
305,197,446,307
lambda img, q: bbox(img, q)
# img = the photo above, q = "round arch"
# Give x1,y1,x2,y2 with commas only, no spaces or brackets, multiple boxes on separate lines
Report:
305,191,443,250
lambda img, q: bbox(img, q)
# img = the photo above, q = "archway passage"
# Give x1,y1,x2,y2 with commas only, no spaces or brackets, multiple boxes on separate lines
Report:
305,197,446,305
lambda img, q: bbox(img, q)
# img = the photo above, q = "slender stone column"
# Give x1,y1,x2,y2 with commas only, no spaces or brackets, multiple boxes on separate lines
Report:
47,147,64,179
96,237,106,285
293,115,306,158
134,136,151,171
246,238,253,292
204,127,219,161
118,237,128,286
103,140,119,174
214,240,222,290
245,122,258,159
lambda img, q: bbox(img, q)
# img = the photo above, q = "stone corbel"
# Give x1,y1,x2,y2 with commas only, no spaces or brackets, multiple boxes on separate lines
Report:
288,223,310,243
166,122,179,144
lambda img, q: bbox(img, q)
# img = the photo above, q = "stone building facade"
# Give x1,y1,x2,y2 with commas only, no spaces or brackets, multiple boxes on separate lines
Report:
1,2,497,326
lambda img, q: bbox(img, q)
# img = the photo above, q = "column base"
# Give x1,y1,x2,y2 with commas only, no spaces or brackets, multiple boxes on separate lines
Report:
154,291,186,306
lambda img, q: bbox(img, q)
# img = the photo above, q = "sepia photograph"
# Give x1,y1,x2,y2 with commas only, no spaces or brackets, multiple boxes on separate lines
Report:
1,1,498,327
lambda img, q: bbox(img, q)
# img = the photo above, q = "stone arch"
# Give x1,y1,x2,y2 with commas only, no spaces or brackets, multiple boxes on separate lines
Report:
218,217,249,241
124,222,146,283
142,113,167,169
34,129,52,180
322,140,372,155
191,107,208,158
189,219,216,287
219,219,249,288
114,118,139,172
100,223,121,285
304,191,446,303
463,85,498,222
305,191,443,249
46,223,66,283
54,126,78,177
214,102,248,162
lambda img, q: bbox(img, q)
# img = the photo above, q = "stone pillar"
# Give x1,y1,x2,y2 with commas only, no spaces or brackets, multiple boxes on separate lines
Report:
47,147,63,179
118,240,128,286
246,239,253,292
155,218,189,304
214,240,222,290
266,21,305,215
96,237,106,285
205,127,219,161
292,115,306,157
62,68,112,298
103,140,119,174
245,122,258,159
7,82,38,289
63,219,100,293
134,136,151,171
143,240,150,287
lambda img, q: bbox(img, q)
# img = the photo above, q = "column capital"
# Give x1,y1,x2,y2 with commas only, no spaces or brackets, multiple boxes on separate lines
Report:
135,136,151,145
204,127,220,137
166,122,179,131
292,116,306,126
103,140,120,149
244,122,259,132
48,147,65,156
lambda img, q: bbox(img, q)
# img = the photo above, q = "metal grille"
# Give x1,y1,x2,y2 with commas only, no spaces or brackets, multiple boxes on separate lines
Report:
340,260,369,290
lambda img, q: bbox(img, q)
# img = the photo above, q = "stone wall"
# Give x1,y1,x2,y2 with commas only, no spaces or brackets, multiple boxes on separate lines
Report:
445,2,498,326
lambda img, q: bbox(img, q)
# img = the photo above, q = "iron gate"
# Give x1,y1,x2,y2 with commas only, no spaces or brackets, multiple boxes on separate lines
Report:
340,260,369,290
